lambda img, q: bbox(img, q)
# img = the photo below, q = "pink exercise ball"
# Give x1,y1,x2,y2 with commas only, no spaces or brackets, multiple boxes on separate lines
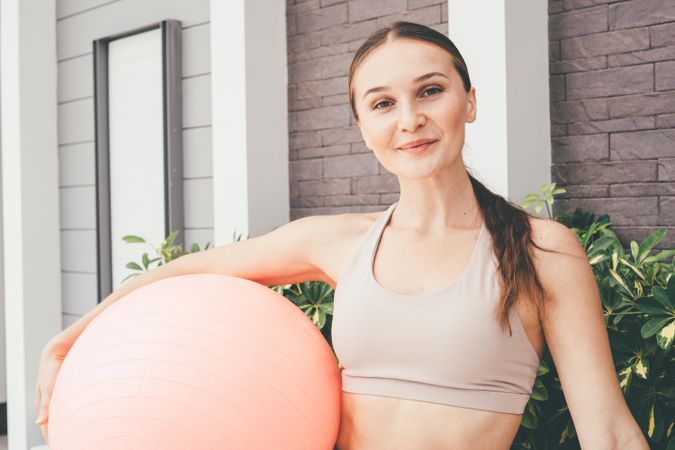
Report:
47,273,341,450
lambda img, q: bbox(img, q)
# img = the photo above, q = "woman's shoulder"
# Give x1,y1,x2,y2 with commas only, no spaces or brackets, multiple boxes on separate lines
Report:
526,215,586,259
306,210,382,288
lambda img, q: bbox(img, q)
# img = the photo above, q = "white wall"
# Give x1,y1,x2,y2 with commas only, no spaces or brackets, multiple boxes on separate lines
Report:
448,0,551,208
56,0,212,328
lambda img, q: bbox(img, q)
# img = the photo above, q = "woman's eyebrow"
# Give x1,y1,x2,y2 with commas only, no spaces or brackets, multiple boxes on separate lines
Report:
362,71,448,99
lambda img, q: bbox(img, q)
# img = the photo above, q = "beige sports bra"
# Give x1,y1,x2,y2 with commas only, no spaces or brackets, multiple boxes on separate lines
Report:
331,201,541,414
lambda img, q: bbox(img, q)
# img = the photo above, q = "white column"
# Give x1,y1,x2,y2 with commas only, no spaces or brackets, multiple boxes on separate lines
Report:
448,0,551,211
210,0,290,245
1,0,61,448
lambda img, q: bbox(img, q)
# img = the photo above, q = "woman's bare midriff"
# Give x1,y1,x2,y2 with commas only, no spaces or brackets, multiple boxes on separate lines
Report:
321,211,546,450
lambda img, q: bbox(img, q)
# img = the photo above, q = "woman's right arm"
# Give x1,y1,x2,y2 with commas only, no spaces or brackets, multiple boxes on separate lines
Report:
53,213,335,351
35,213,338,438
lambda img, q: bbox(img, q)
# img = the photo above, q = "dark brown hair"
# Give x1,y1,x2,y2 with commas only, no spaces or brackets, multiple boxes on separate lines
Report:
348,21,553,336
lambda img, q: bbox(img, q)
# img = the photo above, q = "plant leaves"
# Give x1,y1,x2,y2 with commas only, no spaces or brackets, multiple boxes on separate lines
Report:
122,235,145,243
656,320,675,350
126,262,142,271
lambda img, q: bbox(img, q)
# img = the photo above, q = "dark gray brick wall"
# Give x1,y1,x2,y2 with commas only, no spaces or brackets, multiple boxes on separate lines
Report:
285,0,674,249
286,0,447,219
549,0,675,248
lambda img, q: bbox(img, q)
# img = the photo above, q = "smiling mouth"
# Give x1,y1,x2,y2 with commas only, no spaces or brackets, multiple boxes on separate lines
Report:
398,140,437,152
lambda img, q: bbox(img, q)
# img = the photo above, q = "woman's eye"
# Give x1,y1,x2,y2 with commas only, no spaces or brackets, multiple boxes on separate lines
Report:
423,86,444,96
373,100,391,110
372,86,444,111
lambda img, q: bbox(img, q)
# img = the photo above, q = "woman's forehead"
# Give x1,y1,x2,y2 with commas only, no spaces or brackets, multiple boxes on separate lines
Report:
353,42,455,96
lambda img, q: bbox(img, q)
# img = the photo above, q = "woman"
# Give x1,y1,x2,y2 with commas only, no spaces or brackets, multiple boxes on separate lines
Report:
36,21,648,450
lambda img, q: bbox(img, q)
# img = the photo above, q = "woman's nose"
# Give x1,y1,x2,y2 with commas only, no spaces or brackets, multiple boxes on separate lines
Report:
397,101,425,132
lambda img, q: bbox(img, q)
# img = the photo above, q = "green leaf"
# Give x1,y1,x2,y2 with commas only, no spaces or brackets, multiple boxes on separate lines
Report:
122,235,146,243
190,243,200,253
126,262,142,271
635,297,669,315
653,285,673,309
633,356,649,380
642,316,672,339
530,378,548,401
618,366,632,394
520,401,537,429
656,320,675,350
643,249,675,264
142,253,150,269
637,228,668,264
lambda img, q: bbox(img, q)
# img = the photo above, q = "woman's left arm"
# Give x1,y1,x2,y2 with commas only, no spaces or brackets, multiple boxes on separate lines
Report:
531,219,650,450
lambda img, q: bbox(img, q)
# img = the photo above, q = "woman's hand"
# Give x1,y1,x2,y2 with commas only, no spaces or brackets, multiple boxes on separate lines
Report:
34,340,70,445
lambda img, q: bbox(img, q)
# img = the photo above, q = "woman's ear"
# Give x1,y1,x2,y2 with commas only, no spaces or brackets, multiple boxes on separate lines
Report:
466,87,477,123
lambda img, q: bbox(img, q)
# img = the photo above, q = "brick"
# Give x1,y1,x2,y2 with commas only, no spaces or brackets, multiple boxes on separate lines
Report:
288,32,322,54
348,0,406,22
290,158,323,181
288,42,349,63
550,98,609,124
557,184,609,197
550,55,607,75
553,160,656,184
324,193,380,206
553,197,658,225
321,19,380,46
608,45,675,67
561,28,649,59
660,196,675,223
549,6,608,40
350,142,369,154
290,180,299,198
608,91,675,118
297,76,348,99
290,196,325,207
658,158,675,181
552,134,609,162
566,64,652,99
291,104,350,131
322,126,363,145
550,40,561,61
324,152,380,177
550,0,564,14
290,130,322,149
287,13,296,35
610,182,675,196
298,177,351,196
323,94,348,106
375,5,442,28
656,113,675,128
551,123,567,137
287,0,320,15
297,143,351,158
296,3,347,33
563,0,625,9
611,129,675,160
441,2,447,22
656,61,675,91
550,74,566,101
319,53,354,78
289,97,323,111
651,21,675,48
567,116,655,135
408,0,442,9
609,0,675,30
320,0,346,6
288,59,323,83
611,226,675,250
353,173,399,193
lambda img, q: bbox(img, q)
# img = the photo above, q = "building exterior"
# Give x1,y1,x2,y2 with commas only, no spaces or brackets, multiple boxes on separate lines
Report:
0,0,672,448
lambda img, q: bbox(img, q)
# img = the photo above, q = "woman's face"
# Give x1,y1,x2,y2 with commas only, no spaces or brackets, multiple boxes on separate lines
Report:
352,38,477,179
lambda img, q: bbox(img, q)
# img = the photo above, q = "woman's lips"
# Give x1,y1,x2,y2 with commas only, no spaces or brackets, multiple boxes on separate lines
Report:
398,140,437,153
